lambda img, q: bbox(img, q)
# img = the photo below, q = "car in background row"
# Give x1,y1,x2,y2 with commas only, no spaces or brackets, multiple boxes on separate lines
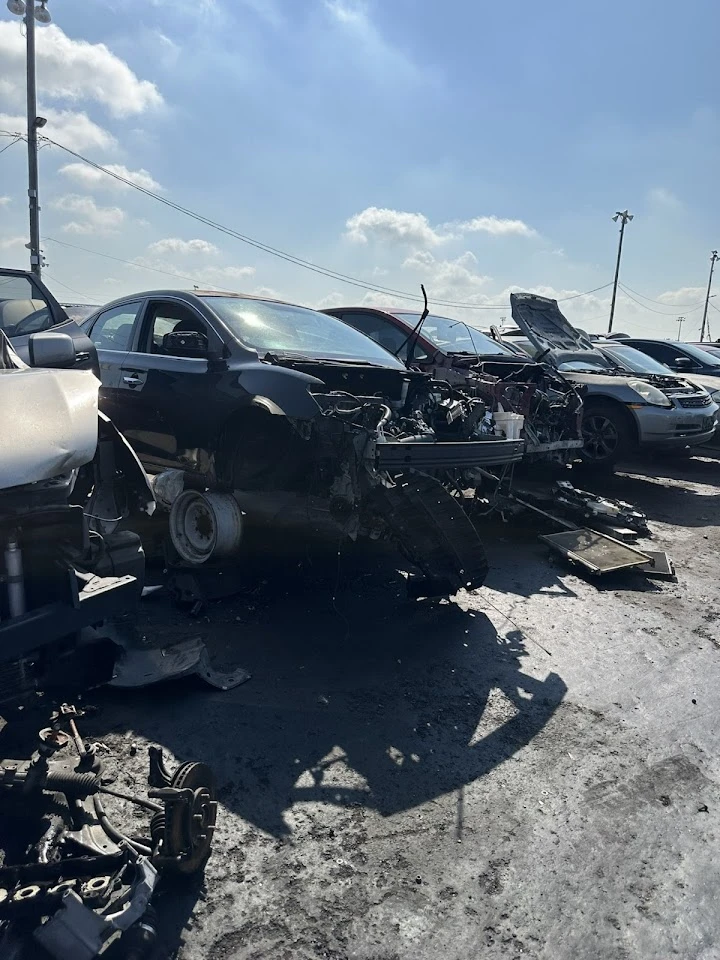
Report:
62,302,100,324
504,293,718,467
322,305,584,464
618,338,720,385
79,290,529,596
686,342,720,362
596,339,720,422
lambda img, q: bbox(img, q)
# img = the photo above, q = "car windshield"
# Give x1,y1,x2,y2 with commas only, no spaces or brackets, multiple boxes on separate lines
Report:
555,350,614,373
599,344,674,375
392,312,512,356
203,297,405,367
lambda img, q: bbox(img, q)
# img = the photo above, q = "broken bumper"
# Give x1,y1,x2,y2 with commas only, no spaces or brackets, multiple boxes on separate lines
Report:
374,437,525,470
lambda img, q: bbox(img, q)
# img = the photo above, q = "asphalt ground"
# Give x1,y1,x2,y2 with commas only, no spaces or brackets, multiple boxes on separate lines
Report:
15,449,720,959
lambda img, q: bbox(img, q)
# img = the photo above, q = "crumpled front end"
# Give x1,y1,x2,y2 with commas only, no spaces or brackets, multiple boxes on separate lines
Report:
227,359,524,596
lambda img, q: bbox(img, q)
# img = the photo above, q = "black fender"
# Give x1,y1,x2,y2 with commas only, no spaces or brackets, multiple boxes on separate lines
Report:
234,362,325,419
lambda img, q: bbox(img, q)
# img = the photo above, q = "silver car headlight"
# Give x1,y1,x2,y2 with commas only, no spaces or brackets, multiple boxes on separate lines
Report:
626,379,673,408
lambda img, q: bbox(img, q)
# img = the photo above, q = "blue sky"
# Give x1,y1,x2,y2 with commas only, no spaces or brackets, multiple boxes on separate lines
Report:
1,0,719,338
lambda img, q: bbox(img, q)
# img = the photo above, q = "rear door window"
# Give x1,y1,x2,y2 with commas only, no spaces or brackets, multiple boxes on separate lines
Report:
630,341,677,363
88,302,142,351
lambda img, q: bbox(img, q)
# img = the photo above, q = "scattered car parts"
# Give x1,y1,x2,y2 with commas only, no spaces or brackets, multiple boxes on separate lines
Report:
0,705,217,959
540,529,653,576
324,305,585,464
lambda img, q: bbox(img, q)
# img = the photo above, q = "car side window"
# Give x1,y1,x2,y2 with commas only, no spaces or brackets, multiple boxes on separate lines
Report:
339,312,428,362
633,341,672,363
89,302,142,351
141,302,209,356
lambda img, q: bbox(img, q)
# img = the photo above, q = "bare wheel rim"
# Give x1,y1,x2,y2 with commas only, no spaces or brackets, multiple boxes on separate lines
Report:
583,414,619,460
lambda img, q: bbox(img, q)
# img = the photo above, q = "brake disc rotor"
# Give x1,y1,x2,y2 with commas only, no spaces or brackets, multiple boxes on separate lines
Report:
153,761,217,875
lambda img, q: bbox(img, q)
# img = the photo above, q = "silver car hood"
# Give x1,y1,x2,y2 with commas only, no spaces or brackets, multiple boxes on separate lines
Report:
510,292,597,357
0,366,100,490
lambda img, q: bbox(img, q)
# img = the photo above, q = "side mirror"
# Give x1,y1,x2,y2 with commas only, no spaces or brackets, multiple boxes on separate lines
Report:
162,330,209,357
673,356,694,370
28,331,76,368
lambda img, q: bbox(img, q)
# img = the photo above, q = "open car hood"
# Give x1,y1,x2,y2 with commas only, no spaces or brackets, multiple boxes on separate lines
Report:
510,293,596,357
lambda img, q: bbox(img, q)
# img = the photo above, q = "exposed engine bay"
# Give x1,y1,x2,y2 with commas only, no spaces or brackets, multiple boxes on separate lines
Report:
0,704,216,959
420,351,585,463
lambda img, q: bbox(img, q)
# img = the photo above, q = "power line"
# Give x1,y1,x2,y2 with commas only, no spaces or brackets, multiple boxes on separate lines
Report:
36,134,615,311
42,270,99,303
618,283,704,316
0,136,21,157
619,281,706,310
43,236,223,289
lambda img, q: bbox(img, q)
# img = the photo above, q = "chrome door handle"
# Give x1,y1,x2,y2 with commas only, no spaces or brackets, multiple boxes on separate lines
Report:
123,375,143,386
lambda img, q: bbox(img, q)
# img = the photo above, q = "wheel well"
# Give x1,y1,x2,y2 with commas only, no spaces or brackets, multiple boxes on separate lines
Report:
582,396,639,448
215,406,274,487
215,405,306,490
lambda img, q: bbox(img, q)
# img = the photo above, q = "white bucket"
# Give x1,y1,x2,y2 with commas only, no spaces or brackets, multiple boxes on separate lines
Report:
493,412,525,440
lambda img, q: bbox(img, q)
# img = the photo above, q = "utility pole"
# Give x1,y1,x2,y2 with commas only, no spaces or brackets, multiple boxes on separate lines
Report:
6,0,52,278
676,316,686,341
25,0,41,277
699,250,718,343
608,210,633,335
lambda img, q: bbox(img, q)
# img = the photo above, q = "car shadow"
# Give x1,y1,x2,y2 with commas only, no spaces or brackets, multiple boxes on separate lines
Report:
87,554,567,841
624,447,720,487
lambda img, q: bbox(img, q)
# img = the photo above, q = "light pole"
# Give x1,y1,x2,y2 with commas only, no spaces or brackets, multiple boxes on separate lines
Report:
608,209,633,335
6,0,52,279
699,250,718,343
676,316,686,341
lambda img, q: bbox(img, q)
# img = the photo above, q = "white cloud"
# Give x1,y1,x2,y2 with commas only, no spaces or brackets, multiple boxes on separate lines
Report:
648,187,682,210
454,215,537,238
250,285,282,300
402,250,490,300
147,237,219,256
0,109,117,151
201,265,256,280
0,22,163,118
0,196,10,206
154,31,182,67
126,256,255,290
323,1,421,85
238,0,285,27
0,236,26,250
345,207,537,248
52,194,125,235
345,207,451,247
59,162,161,192
314,291,346,310
655,286,705,306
